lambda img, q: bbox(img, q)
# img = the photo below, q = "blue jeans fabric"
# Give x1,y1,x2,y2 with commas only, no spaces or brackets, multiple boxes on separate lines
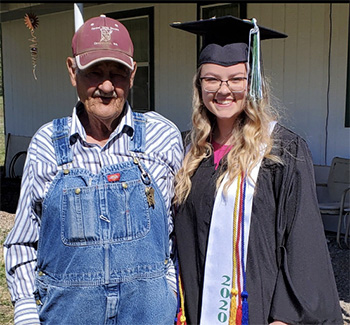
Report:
34,114,176,324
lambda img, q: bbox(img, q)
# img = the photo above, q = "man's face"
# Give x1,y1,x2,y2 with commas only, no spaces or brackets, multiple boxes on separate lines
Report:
67,59,137,124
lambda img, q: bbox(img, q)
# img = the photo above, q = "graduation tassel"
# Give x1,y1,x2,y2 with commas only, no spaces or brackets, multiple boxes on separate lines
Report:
241,176,249,325
236,304,242,325
175,247,187,325
241,291,249,325
229,288,238,325
235,174,245,325
229,174,242,325
248,18,263,101
177,276,187,325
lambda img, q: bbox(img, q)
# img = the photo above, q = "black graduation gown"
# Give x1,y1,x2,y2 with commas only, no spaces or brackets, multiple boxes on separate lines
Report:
175,124,343,325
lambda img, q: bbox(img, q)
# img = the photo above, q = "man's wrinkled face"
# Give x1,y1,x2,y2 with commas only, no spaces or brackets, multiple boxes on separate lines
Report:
67,59,137,123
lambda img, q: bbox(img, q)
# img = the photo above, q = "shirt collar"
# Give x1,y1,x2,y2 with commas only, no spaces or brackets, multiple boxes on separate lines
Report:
70,101,134,143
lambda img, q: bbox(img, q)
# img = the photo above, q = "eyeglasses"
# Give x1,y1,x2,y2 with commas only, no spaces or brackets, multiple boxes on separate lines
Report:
200,76,247,93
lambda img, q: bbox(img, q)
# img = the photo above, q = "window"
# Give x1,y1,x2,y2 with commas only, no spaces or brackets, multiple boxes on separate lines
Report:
107,8,154,112
199,2,244,20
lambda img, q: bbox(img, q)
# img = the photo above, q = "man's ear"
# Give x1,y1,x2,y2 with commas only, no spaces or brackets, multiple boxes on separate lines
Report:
129,62,137,89
66,57,77,87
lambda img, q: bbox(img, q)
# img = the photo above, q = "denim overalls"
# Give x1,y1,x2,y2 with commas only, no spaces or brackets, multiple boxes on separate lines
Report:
34,113,177,324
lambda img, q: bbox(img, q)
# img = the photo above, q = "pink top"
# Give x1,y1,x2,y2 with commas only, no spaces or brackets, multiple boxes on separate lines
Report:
212,140,232,169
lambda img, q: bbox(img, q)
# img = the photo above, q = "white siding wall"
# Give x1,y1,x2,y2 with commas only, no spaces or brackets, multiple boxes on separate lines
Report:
249,3,349,165
3,11,77,137
2,3,349,169
154,4,196,131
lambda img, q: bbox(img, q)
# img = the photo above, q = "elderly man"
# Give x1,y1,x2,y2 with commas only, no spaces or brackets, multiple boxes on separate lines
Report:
4,15,183,324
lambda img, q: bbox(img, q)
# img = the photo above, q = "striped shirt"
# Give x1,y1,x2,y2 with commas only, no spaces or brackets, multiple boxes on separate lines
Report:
4,102,183,325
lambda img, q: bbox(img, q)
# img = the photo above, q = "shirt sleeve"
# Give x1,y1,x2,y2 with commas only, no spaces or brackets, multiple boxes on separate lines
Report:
4,144,41,324
13,298,40,325
269,136,343,324
165,126,184,292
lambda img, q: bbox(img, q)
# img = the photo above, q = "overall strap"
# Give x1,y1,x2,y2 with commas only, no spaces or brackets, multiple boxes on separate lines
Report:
51,117,73,166
129,112,146,153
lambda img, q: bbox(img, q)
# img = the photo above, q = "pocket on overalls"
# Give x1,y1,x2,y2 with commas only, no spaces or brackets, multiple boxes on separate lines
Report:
61,185,101,245
107,179,151,241
61,178,150,245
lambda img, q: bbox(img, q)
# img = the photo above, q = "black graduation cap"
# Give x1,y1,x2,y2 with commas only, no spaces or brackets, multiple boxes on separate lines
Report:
171,15,287,66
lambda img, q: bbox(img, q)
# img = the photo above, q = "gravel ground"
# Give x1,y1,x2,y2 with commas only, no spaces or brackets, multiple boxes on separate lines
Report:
0,178,349,324
326,232,350,324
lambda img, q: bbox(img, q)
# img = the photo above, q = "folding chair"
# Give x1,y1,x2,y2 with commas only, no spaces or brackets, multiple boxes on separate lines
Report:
318,157,350,248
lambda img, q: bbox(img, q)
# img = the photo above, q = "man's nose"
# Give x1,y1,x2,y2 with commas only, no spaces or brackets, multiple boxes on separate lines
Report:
98,79,114,94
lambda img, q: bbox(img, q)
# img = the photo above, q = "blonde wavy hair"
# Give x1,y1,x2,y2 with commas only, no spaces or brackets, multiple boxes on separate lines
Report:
174,65,281,205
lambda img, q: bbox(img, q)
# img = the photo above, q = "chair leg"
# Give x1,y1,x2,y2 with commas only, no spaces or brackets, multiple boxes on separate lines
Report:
344,212,350,248
337,188,350,248
336,211,343,248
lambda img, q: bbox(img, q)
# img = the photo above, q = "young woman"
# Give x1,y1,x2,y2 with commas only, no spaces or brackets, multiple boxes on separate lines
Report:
172,16,342,325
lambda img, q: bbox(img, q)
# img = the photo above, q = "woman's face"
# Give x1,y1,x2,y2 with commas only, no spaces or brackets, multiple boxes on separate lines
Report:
200,63,247,124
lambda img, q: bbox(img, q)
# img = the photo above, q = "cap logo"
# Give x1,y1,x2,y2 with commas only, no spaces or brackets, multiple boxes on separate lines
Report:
91,25,119,45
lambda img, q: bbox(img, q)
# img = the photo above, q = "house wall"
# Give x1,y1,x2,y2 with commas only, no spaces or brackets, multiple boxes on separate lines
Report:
2,3,349,176
2,10,77,136
249,3,349,165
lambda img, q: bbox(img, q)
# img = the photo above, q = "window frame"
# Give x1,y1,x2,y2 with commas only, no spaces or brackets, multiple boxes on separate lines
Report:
198,2,246,20
107,7,154,112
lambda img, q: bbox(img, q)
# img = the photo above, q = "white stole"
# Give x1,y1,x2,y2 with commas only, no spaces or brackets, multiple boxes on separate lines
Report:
200,122,276,325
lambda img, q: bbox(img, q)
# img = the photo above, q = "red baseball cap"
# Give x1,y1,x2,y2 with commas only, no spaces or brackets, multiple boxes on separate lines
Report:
72,15,134,70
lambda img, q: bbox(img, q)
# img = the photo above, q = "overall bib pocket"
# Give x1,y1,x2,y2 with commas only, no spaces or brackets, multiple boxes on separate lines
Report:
61,179,150,246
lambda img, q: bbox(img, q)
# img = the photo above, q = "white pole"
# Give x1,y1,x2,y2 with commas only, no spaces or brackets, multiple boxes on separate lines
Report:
74,3,84,32
74,3,83,101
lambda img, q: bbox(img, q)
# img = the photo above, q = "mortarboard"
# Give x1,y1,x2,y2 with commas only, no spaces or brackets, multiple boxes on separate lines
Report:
171,15,287,100
170,15,287,66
